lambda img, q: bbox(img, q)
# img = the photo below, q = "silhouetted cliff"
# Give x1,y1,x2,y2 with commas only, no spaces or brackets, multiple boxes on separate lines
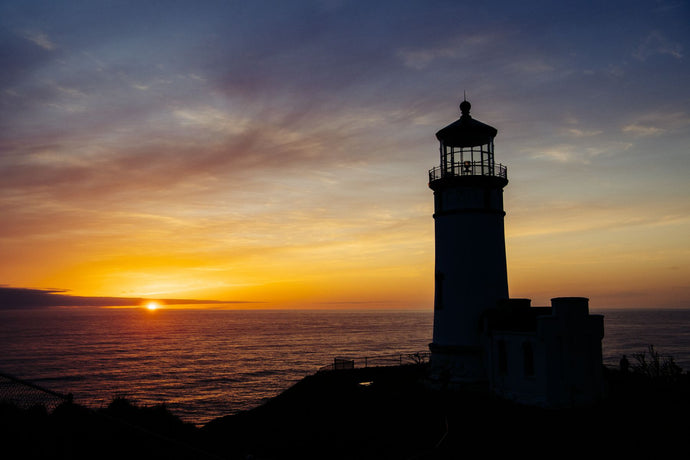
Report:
2,365,688,459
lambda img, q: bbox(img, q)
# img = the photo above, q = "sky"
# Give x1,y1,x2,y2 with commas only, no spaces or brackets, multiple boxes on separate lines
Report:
1,0,688,309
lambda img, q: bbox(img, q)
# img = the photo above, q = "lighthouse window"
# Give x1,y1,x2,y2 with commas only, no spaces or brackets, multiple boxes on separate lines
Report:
434,271,444,310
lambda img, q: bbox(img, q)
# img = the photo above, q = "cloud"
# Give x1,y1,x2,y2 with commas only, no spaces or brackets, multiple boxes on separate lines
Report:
509,201,690,239
531,145,578,163
0,31,57,89
20,30,57,50
622,124,666,137
0,286,239,309
527,140,632,164
396,46,463,70
172,106,252,135
633,31,683,60
504,58,555,75
622,112,690,137
396,34,493,70
564,128,603,138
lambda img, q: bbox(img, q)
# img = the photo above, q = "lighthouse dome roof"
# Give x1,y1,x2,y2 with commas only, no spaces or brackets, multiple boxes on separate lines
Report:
435,100,497,148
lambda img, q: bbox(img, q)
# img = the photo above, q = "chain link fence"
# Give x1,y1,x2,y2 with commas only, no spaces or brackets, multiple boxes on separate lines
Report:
0,371,72,412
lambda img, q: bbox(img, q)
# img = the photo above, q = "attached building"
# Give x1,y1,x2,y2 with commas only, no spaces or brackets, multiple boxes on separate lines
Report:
484,297,604,407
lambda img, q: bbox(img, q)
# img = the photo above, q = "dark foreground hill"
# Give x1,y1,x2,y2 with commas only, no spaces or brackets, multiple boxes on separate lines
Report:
2,365,688,459
200,365,689,459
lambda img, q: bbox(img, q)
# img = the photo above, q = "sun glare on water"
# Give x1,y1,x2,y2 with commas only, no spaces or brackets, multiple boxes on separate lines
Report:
145,301,161,311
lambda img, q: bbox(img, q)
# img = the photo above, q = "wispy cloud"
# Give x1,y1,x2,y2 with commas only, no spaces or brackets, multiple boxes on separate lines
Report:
20,30,57,50
633,31,683,60
622,124,666,137
504,58,555,75
564,128,603,138
396,34,494,70
622,112,690,137
528,140,632,164
509,202,690,239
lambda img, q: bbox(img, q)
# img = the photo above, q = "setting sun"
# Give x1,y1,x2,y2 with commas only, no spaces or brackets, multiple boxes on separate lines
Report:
145,301,161,311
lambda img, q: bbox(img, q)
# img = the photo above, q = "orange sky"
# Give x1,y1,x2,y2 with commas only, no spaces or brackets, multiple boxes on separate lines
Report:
1,1,688,309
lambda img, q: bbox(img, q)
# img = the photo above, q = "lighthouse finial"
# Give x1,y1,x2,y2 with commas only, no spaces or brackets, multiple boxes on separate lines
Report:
459,92,471,117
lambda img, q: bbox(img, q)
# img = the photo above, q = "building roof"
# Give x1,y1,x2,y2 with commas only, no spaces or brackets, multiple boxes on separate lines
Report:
484,301,552,333
435,100,498,148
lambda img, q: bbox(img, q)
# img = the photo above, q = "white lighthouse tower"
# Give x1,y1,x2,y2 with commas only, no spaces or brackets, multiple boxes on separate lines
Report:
428,99,509,383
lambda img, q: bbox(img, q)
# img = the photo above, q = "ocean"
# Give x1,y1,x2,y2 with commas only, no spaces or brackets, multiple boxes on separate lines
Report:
1,307,688,426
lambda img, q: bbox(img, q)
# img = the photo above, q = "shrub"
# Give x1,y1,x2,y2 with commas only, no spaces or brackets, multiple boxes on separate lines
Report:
631,345,683,381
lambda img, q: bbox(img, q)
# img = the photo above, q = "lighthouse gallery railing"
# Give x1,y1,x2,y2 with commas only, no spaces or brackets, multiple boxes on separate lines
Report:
428,161,507,182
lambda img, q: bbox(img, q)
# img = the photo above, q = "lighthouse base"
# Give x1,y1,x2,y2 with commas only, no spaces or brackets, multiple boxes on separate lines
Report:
428,343,487,385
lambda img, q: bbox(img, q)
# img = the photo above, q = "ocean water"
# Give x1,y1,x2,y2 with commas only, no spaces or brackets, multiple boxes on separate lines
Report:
1,307,688,426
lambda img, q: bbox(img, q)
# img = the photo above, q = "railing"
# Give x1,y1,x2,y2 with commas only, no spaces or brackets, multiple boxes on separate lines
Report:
0,371,73,412
429,161,507,182
317,352,430,373
0,370,224,458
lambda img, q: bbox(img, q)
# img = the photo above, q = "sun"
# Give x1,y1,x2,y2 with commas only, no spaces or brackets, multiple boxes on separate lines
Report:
145,301,161,311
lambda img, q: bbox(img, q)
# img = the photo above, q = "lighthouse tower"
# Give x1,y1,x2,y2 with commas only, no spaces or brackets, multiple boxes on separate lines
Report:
428,99,509,382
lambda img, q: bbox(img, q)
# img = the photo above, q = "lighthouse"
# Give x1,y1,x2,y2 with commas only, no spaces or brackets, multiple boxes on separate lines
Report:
428,99,509,382
426,100,604,406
